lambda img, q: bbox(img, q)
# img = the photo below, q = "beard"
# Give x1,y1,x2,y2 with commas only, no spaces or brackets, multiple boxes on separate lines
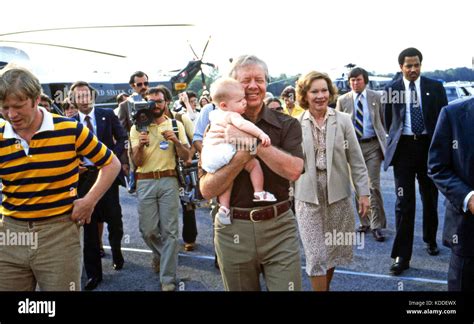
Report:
152,109,165,119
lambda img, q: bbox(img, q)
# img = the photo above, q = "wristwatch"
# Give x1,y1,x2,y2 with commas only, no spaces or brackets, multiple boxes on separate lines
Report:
250,138,261,155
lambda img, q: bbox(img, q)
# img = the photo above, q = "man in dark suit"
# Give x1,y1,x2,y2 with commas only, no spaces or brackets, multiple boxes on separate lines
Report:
428,98,474,291
383,47,448,275
70,81,128,290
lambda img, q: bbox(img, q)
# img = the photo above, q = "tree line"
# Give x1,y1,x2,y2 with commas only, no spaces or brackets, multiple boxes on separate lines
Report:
185,67,474,98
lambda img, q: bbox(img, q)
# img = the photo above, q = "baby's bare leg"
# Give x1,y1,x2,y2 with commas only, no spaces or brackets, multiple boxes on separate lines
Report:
218,183,233,210
217,183,233,225
244,158,264,192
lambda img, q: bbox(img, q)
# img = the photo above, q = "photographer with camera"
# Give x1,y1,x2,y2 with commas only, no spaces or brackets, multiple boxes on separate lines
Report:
117,71,150,194
176,90,200,124
130,86,190,292
146,86,199,252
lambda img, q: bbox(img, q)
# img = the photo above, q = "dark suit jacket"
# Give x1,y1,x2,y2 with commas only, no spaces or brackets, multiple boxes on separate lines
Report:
117,99,132,133
383,76,448,170
428,98,474,256
75,107,128,186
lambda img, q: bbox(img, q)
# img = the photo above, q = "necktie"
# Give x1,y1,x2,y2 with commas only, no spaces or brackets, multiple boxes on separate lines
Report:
84,115,94,134
409,81,424,135
354,93,364,139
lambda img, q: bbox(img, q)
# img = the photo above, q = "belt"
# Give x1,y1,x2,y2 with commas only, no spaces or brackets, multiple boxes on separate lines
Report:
231,201,291,222
358,136,377,143
6,213,72,225
136,169,177,180
401,134,428,141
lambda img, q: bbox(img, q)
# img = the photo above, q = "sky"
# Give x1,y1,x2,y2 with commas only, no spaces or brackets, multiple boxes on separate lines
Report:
2,0,473,82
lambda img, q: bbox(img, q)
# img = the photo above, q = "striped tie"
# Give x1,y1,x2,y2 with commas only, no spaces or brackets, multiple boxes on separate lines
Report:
354,93,364,139
85,115,94,134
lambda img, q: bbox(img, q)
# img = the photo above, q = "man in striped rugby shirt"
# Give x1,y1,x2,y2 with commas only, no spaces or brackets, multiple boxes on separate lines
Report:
0,66,121,291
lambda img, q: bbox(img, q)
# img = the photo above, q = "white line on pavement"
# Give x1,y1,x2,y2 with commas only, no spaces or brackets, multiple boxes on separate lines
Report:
327,268,447,285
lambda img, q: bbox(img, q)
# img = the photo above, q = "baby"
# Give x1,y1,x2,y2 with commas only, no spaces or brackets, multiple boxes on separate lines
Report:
201,78,276,225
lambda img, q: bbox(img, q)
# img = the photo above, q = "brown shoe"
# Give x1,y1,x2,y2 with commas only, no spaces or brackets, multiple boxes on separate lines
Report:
152,256,160,273
372,229,385,242
184,242,196,251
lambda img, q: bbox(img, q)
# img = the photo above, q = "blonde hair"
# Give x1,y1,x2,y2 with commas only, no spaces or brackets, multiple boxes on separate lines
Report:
0,65,42,102
210,77,243,107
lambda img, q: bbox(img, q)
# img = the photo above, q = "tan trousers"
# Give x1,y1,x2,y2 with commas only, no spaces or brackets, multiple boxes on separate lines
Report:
214,208,302,291
137,177,180,285
356,139,386,229
0,214,82,291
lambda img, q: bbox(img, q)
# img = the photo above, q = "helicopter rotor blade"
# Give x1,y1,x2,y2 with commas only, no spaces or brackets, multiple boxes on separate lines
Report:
187,40,199,60
0,24,194,38
200,36,211,60
0,40,126,58
202,62,215,68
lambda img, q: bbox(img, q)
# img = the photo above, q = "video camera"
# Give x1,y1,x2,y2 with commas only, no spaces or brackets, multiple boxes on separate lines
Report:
177,158,204,206
128,95,155,132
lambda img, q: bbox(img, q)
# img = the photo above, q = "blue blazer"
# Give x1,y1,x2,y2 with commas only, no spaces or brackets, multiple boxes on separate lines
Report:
428,98,474,256
383,76,448,170
75,107,128,186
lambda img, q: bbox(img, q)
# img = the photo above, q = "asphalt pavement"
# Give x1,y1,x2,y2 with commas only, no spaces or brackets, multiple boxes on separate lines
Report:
92,167,451,292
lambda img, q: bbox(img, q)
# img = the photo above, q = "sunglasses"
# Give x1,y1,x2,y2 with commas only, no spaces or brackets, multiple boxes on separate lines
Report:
135,82,149,87
274,107,284,111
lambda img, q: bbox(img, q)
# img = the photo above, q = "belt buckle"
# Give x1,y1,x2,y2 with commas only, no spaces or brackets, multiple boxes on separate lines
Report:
413,134,418,140
153,171,161,179
249,209,262,223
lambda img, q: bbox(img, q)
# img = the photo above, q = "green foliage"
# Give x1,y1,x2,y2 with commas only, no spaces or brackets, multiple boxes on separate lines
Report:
379,67,474,82
424,67,474,82
187,68,220,96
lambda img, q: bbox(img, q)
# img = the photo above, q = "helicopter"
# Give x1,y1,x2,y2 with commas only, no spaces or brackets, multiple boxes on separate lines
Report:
0,25,217,112
169,37,215,96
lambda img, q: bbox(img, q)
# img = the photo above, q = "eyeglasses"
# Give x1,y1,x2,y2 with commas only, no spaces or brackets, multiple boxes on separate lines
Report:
274,107,284,111
135,82,149,87
154,99,165,104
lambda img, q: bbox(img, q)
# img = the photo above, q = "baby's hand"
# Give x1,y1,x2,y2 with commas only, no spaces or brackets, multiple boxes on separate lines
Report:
259,133,271,147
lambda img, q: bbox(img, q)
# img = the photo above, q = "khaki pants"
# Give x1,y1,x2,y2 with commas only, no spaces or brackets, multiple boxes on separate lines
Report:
356,140,386,229
137,177,180,285
214,208,302,291
0,214,82,291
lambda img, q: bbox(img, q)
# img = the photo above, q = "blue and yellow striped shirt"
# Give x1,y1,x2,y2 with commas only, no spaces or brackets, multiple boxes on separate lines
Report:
0,109,113,220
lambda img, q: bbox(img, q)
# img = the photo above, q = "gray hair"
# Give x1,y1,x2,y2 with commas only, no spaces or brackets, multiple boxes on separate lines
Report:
228,55,269,82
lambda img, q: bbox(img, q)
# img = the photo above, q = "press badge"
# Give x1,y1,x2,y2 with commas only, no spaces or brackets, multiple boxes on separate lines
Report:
159,141,169,150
